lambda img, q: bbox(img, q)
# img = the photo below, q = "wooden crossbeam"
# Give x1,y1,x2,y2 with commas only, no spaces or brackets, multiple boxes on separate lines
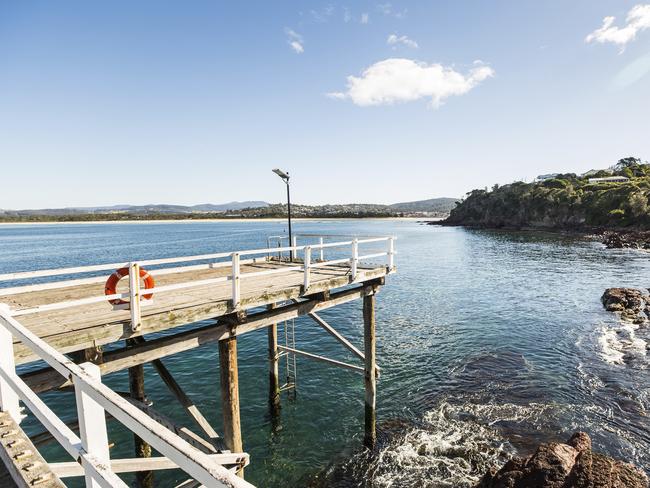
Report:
306,311,381,375
277,345,364,373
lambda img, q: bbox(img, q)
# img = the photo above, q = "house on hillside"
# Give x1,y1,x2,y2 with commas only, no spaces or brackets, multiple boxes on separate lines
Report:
588,176,630,184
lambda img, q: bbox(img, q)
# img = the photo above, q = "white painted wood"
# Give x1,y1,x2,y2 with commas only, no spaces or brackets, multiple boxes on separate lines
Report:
277,345,364,373
75,362,111,488
231,253,240,309
319,237,324,261
50,453,249,477
303,246,311,291
0,305,20,423
129,262,142,331
350,239,359,281
0,364,126,487
0,258,258,297
0,237,389,283
0,310,253,488
3,236,393,327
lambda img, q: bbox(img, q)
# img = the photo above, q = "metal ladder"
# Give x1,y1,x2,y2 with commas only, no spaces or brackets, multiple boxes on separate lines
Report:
280,318,297,395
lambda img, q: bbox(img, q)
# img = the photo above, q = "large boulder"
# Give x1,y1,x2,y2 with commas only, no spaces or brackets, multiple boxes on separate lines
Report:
476,432,648,488
601,288,650,323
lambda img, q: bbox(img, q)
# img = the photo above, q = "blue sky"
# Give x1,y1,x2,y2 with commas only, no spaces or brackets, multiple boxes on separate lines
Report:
1,1,650,208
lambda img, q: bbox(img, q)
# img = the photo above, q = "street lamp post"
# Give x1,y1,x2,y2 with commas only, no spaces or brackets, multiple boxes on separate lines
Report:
272,168,293,261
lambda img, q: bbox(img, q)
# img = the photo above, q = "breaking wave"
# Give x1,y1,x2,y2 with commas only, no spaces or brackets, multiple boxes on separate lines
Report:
597,322,648,366
309,401,570,488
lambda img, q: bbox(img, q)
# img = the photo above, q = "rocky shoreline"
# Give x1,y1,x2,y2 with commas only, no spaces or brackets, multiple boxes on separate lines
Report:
601,230,650,249
476,432,648,488
430,220,650,251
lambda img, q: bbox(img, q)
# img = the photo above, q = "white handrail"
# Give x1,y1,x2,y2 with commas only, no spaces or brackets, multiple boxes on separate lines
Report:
0,307,254,488
0,237,390,282
1,236,396,319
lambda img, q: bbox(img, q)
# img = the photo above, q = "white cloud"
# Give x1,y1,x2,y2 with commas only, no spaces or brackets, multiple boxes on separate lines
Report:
343,7,351,23
310,5,335,23
378,3,392,15
377,2,407,19
327,58,495,108
387,33,418,49
586,4,650,52
360,12,369,24
285,28,304,54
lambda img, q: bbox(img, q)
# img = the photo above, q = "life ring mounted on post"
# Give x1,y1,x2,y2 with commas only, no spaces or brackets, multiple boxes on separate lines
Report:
104,266,155,306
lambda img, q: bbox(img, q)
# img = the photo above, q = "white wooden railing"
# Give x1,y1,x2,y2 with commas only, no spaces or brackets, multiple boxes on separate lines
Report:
0,305,253,488
0,236,396,332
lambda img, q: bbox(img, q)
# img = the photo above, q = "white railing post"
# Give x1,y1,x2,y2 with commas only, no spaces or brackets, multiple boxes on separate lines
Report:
291,236,297,260
387,237,395,271
75,362,111,488
350,238,358,281
0,305,20,423
319,237,324,262
231,252,240,309
303,246,311,292
128,261,142,331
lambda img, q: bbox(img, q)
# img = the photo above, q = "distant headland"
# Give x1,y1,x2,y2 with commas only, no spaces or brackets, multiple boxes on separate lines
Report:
440,157,650,231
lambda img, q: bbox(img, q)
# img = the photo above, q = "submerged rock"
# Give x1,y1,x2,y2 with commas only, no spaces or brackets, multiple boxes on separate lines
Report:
601,288,650,324
476,432,648,488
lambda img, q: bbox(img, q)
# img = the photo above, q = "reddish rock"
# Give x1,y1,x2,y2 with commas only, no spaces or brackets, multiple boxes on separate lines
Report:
476,432,648,488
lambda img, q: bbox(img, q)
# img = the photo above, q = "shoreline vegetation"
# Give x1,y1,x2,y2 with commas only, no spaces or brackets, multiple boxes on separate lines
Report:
0,199,456,223
438,157,650,231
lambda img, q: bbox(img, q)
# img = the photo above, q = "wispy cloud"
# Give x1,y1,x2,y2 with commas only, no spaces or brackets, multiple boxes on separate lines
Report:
310,5,335,23
377,2,407,19
387,34,418,49
285,28,304,54
586,4,650,52
343,7,351,23
360,12,369,24
327,58,494,109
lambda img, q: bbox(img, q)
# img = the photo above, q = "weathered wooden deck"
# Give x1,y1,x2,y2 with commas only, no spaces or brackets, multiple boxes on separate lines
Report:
1,260,386,365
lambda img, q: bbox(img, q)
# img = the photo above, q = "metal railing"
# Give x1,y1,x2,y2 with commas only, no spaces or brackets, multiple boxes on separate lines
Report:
0,236,396,332
0,305,253,488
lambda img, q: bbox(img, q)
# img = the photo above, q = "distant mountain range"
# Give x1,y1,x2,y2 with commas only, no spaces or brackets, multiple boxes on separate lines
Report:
0,197,459,221
0,201,270,216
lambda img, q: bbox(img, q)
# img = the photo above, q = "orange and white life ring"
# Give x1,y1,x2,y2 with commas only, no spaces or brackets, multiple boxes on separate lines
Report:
104,267,155,306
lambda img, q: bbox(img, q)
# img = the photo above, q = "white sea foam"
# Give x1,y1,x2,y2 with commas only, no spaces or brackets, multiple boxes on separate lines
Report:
355,401,568,487
598,323,647,365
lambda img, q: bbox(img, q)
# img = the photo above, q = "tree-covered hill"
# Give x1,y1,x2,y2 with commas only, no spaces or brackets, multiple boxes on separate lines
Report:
445,157,650,229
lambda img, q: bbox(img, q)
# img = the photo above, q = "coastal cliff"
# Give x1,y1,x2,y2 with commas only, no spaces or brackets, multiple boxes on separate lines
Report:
443,158,650,230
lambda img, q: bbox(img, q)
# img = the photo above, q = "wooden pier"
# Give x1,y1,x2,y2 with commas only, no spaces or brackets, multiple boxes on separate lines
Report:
0,235,395,487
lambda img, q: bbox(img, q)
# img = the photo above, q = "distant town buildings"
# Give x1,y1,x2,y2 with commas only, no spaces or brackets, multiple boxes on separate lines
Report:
588,176,630,184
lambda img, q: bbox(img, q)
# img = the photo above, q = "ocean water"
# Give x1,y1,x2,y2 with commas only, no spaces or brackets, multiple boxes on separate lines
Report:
0,220,648,487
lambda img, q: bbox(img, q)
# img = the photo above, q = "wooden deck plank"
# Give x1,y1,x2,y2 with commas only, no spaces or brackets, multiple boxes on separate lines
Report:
0,260,388,365
0,411,65,488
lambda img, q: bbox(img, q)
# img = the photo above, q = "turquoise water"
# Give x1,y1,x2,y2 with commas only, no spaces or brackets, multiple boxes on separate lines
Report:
0,220,648,487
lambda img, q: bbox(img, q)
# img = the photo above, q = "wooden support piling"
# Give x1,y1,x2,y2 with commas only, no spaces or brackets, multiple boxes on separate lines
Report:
219,336,243,477
267,304,281,415
127,339,153,488
363,292,376,449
